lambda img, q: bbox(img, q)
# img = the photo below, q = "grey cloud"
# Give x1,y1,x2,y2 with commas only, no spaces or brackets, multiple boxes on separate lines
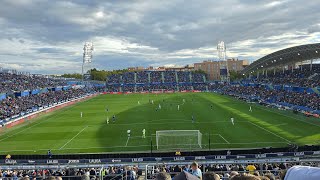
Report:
0,0,319,73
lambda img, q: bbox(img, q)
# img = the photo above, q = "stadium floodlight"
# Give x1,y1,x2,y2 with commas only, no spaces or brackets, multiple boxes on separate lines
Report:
82,42,94,82
217,41,229,81
83,42,94,63
217,41,226,61
156,130,202,150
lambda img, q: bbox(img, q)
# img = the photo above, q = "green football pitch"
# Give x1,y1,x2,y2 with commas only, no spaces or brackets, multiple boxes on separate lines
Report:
0,92,320,155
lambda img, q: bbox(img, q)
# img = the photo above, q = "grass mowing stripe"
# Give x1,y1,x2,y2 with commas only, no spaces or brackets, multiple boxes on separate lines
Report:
247,121,291,143
59,126,88,150
253,103,320,128
1,93,318,154
219,93,320,128
0,97,91,139
201,93,298,142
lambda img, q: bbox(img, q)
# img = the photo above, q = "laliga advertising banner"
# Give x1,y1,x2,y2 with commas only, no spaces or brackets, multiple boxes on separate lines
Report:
72,85,85,89
2,151,320,165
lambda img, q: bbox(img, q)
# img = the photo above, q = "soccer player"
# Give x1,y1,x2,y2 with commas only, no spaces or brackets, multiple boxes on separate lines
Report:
112,115,116,122
138,101,140,105
249,106,252,112
158,104,161,109
230,117,234,125
183,99,185,103
106,117,109,124
127,130,131,137
211,104,213,110
178,105,180,111
142,129,146,138
192,114,195,123
151,100,154,104
80,112,83,118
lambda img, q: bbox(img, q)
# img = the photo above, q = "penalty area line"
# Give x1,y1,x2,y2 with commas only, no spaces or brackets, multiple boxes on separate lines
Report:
59,126,88,150
218,134,230,144
125,137,130,147
247,121,291,143
212,134,230,144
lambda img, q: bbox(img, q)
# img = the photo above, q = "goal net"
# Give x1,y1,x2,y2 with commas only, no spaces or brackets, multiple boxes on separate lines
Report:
156,130,202,150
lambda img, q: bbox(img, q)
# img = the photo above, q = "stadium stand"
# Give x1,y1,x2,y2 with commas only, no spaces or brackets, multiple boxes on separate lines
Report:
177,71,191,83
106,71,207,93
243,65,320,88
0,89,96,121
0,72,67,93
208,65,320,115
0,71,103,125
1,57,320,180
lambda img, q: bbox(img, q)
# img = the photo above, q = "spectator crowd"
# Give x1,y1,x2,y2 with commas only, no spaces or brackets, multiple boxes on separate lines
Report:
208,84,320,112
106,71,206,92
1,161,319,180
0,89,92,121
243,67,320,88
0,73,67,93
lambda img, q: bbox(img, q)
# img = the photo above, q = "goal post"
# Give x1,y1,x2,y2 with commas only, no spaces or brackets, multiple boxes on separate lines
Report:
156,130,202,150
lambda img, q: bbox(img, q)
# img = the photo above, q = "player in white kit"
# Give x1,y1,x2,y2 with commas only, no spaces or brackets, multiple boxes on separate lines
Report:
231,117,234,125
142,129,146,138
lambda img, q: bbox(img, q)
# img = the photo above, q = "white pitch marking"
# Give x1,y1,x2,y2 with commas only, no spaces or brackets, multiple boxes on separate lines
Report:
59,126,88,150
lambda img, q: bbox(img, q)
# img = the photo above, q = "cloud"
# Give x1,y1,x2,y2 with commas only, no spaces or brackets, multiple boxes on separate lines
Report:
0,0,319,74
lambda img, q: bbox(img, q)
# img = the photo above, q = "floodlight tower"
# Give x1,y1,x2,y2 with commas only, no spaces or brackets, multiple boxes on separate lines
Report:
217,41,229,81
82,42,94,82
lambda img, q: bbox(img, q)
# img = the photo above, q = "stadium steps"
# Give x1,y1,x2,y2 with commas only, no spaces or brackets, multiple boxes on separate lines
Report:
134,72,137,83
308,73,318,79
312,87,320,94
268,84,274,90
161,72,164,83
175,71,178,83
176,72,179,91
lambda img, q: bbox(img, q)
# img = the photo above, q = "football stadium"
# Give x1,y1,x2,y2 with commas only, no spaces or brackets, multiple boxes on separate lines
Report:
1,1,320,180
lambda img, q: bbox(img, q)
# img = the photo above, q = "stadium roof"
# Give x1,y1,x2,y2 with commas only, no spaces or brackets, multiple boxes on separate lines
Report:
242,43,320,74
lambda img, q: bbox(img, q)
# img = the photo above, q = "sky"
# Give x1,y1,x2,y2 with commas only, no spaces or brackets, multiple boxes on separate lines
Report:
0,0,319,74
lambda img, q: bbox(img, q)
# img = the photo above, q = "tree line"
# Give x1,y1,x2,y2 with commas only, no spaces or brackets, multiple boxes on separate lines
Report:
62,68,209,81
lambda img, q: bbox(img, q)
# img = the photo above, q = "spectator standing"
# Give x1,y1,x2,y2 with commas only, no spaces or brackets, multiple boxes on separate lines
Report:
190,162,202,179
